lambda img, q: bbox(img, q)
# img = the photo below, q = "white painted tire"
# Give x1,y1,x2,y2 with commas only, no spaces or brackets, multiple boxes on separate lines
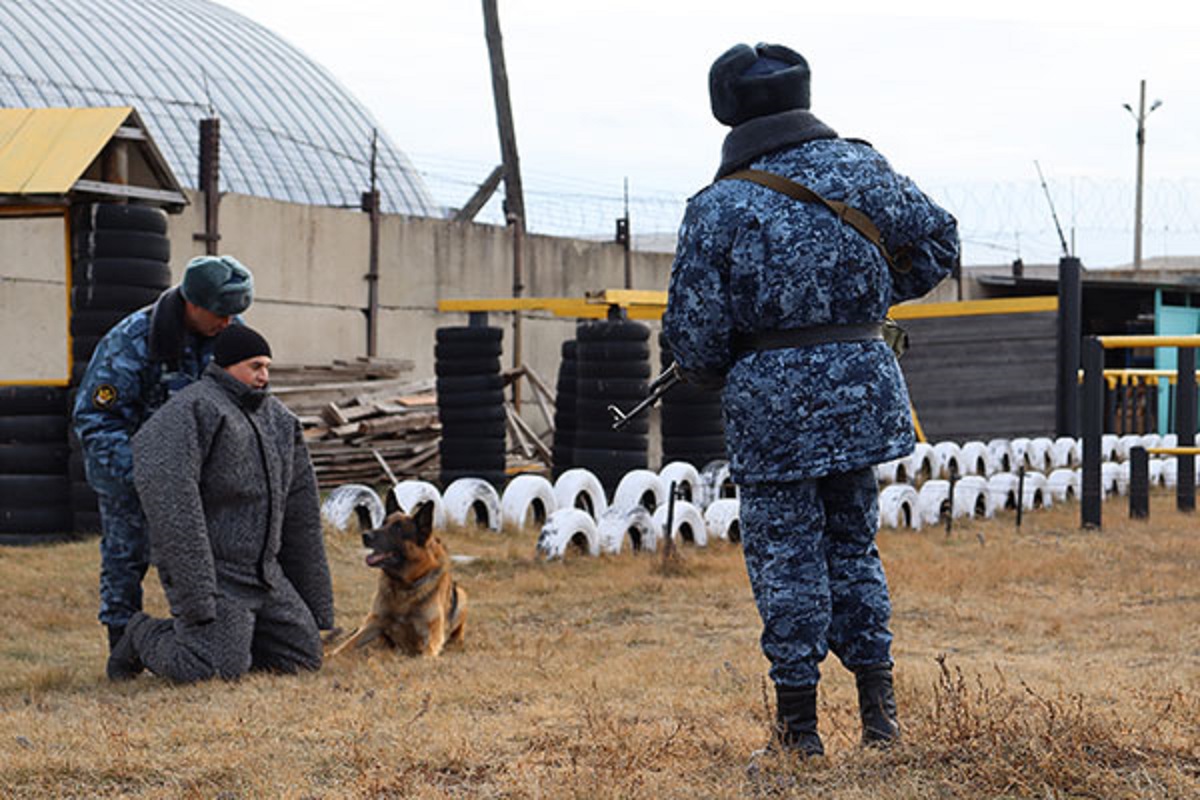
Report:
876,457,910,485
952,475,991,519
553,468,608,518
1162,458,1177,488
932,441,963,479
659,461,703,505
1051,437,1078,469
1139,433,1162,449
879,483,919,529
596,506,659,554
1009,437,1032,471
908,443,936,485
1027,437,1055,473
1047,468,1080,502
653,500,707,547
537,508,599,559
1149,458,1166,486
501,474,558,532
703,498,741,542
320,484,385,534
1116,434,1144,462
698,459,735,507
1101,462,1122,497
387,480,446,529
986,472,1020,513
1021,471,1050,509
987,439,1014,474
1101,434,1119,463
443,478,502,532
959,441,991,476
916,479,950,527
1161,433,1178,450
611,469,666,514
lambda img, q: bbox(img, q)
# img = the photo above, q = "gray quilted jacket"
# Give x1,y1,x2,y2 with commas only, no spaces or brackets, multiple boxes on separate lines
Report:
132,362,333,629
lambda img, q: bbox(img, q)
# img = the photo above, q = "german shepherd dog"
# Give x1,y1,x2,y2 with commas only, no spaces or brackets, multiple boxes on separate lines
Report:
330,502,467,657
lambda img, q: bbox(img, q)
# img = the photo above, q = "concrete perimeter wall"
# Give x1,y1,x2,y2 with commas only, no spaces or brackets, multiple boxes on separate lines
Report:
164,190,674,391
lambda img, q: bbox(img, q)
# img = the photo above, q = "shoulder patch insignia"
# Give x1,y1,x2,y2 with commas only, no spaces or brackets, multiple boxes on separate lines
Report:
92,384,118,410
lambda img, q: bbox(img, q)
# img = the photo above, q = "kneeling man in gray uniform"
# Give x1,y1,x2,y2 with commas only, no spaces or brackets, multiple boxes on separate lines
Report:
108,325,334,682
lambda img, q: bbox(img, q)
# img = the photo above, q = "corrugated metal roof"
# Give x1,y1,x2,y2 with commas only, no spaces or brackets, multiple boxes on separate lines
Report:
0,106,128,194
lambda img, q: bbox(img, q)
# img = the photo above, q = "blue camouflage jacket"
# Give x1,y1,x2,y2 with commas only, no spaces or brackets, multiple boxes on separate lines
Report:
663,137,959,483
73,288,225,494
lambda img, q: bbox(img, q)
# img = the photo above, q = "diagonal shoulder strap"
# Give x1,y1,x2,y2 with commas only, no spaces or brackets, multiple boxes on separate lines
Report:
721,168,909,274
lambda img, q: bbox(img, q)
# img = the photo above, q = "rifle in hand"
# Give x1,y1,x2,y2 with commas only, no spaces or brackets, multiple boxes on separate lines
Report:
607,362,683,430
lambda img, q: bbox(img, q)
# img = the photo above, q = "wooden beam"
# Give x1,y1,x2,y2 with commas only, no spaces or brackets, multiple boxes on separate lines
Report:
454,164,504,222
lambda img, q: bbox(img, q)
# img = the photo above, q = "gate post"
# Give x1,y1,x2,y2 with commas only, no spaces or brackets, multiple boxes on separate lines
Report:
1081,336,1104,528
1129,445,1149,519
1056,256,1082,437
1177,347,1196,512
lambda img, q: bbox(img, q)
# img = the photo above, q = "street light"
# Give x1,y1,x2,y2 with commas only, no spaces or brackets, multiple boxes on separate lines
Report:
1123,79,1163,270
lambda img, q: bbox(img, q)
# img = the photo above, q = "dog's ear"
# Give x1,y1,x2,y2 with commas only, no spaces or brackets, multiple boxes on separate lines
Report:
412,501,435,542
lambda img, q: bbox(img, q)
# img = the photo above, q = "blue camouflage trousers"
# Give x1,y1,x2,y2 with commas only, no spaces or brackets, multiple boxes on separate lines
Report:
739,467,893,688
96,487,150,628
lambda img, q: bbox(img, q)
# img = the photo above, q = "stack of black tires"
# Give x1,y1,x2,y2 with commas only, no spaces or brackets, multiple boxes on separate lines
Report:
571,319,651,495
659,332,726,468
69,203,172,534
550,339,577,481
435,326,507,489
0,387,72,544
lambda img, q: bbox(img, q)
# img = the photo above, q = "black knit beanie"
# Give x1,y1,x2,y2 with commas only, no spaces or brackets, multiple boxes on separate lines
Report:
213,324,272,368
709,42,811,127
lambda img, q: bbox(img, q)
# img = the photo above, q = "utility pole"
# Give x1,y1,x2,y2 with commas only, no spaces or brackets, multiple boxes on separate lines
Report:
482,0,525,408
1124,79,1162,270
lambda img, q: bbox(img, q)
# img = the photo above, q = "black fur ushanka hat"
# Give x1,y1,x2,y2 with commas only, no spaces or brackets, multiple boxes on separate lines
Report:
709,42,811,127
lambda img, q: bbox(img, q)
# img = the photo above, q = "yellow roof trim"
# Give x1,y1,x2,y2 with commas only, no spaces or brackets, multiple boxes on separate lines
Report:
0,107,132,194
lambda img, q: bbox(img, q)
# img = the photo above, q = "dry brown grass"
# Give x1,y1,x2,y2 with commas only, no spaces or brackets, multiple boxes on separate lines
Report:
1,493,1198,798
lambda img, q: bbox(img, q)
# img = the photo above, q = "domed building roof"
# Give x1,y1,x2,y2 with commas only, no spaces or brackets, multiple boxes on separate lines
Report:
0,0,439,216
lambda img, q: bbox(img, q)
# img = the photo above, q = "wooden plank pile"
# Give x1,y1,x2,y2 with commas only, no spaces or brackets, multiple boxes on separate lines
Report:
270,359,440,488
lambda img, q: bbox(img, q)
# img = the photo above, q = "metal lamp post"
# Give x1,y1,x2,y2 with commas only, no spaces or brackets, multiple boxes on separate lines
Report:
1123,79,1162,271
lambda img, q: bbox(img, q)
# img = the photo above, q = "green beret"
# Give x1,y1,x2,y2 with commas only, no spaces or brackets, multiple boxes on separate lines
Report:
180,255,254,316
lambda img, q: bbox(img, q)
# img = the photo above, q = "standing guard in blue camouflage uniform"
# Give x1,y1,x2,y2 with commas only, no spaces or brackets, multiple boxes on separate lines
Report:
663,43,959,757
73,255,254,668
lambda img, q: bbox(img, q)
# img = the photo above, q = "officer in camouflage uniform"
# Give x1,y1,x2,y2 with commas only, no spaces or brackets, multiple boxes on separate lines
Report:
663,43,959,757
73,255,254,664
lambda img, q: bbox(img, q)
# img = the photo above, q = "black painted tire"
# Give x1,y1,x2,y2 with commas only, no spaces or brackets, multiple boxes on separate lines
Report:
76,230,170,262
0,444,70,474
435,340,503,360
436,326,503,344
70,309,132,337
0,507,75,536
439,419,507,439
436,389,506,409
438,404,506,423
0,387,67,416
76,203,168,234
577,320,650,342
74,258,172,289
434,357,501,377
71,283,163,312
0,474,70,505
437,374,504,393
0,415,68,444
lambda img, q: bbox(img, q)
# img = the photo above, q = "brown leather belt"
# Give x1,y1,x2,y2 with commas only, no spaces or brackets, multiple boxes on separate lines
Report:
733,322,883,356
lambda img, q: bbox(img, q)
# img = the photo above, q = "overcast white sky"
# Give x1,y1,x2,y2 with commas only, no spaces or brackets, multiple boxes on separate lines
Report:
218,1,1200,267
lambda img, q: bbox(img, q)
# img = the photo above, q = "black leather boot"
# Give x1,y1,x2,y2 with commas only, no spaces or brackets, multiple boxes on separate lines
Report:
774,684,824,757
855,663,899,746
105,623,143,681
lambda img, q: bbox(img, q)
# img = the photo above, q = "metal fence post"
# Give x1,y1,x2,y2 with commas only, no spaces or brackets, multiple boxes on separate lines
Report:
1129,445,1149,519
1056,256,1082,437
1081,336,1104,528
1177,347,1196,512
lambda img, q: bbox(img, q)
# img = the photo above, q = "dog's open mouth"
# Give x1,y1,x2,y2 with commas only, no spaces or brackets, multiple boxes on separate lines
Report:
365,551,390,567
